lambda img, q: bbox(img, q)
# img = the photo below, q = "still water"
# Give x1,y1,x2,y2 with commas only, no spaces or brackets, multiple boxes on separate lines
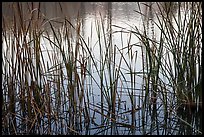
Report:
2,2,202,135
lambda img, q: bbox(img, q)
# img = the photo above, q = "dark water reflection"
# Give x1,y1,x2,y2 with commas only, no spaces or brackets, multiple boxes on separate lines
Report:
2,2,202,135
2,2,143,30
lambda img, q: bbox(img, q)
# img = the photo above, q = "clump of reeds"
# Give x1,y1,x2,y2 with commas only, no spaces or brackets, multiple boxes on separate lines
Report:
2,2,89,135
153,2,202,111
113,2,202,135
2,2,202,135
133,2,202,134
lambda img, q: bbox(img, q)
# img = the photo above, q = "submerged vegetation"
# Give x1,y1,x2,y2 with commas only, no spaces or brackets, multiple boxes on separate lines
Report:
2,2,202,135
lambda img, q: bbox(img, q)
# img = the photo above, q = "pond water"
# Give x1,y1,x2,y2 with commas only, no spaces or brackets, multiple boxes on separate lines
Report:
2,2,202,135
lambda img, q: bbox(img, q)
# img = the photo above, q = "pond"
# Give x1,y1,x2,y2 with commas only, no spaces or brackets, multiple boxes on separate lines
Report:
2,2,202,135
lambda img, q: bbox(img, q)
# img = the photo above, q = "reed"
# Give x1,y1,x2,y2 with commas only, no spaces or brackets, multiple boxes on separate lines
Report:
2,2,202,135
